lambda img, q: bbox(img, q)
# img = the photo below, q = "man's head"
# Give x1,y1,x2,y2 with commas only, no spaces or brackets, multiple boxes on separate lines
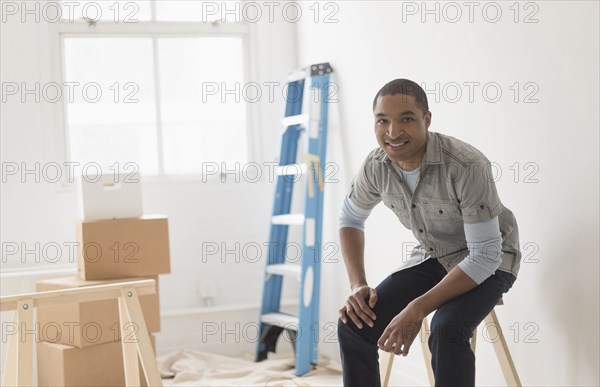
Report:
372,79,432,170
372,79,429,115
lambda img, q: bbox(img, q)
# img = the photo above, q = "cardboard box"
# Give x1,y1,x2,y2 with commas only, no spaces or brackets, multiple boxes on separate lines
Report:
36,276,160,347
37,334,157,387
76,216,170,280
78,172,143,221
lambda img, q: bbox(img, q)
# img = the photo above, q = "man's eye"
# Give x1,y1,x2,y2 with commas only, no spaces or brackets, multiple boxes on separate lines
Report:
377,119,387,124
402,118,414,122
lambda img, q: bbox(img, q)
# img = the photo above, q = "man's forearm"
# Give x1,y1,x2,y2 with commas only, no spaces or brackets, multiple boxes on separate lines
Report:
339,227,368,290
412,266,478,316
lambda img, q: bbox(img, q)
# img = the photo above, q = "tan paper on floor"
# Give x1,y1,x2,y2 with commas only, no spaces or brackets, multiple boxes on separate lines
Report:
157,350,342,386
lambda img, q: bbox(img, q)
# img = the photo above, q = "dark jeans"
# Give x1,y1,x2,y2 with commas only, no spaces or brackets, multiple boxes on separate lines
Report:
337,258,517,387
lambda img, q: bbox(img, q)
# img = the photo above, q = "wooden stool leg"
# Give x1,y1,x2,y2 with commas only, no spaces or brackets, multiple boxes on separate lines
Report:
380,319,435,387
16,299,34,386
484,309,521,387
471,325,478,354
2,310,19,386
379,350,394,387
2,299,35,386
118,297,141,387
421,318,435,387
120,288,163,387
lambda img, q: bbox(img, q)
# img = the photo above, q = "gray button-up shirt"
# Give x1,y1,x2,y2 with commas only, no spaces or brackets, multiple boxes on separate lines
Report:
348,131,521,278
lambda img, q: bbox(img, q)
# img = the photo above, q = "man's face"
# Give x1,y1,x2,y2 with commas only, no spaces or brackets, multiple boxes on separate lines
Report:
373,93,431,170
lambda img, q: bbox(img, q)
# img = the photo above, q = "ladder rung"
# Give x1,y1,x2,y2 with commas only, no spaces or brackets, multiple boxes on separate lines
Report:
265,264,301,278
276,163,307,176
287,69,307,82
282,114,309,128
271,214,305,225
261,312,299,330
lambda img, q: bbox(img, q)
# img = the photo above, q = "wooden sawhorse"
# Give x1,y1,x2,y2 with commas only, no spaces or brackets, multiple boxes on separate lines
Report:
1,279,163,387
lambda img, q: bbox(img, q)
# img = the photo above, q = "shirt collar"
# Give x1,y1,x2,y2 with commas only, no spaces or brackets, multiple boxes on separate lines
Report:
375,131,443,165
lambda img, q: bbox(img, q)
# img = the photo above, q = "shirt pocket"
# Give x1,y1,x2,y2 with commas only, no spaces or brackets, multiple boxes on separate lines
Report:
381,194,411,226
423,198,463,228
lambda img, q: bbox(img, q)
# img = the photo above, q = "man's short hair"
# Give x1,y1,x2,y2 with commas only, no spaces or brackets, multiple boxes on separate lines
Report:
372,79,429,116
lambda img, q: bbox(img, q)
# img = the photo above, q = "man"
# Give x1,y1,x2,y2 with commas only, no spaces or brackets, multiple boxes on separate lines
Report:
337,79,521,387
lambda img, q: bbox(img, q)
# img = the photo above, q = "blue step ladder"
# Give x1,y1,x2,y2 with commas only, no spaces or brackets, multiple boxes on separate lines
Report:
255,63,334,376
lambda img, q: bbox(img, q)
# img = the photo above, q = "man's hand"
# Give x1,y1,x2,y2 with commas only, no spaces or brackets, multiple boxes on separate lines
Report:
339,285,378,329
377,302,426,356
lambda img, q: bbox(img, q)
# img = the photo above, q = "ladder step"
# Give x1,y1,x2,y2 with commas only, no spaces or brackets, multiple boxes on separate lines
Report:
287,69,307,82
276,163,307,176
271,214,305,225
261,312,299,330
265,264,301,278
282,114,309,128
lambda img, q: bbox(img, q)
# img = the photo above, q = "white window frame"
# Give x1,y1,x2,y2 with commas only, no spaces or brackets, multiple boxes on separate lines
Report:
48,2,260,184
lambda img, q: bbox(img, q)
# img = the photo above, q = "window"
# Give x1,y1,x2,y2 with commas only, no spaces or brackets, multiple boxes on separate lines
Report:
58,0,250,176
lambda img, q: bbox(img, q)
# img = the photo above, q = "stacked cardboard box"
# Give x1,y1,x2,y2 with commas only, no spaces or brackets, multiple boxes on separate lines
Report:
36,275,161,347
37,334,157,387
37,189,170,386
76,216,170,280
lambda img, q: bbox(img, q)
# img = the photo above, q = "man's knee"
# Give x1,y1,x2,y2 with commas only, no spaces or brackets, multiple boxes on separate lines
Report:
337,317,358,341
338,317,380,346
429,315,474,347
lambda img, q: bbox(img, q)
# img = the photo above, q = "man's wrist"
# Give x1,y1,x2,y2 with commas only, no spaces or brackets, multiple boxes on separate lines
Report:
350,282,368,291
410,295,434,317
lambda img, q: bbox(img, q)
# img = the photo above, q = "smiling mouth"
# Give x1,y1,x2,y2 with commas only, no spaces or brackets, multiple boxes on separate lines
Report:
385,140,409,148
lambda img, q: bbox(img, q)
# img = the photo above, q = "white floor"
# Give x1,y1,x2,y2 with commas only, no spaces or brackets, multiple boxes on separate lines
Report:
157,350,342,386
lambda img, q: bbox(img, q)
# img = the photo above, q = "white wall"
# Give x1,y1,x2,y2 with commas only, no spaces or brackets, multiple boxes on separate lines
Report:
296,1,599,386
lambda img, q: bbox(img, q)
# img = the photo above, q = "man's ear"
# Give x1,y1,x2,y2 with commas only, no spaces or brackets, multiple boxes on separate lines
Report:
424,111,432,129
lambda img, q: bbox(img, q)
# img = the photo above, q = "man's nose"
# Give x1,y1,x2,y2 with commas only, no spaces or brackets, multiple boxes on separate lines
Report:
387,122,402,139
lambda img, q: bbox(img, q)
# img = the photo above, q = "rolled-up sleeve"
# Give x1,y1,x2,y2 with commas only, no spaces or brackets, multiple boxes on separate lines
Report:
348,151,382,211
455,157,503,224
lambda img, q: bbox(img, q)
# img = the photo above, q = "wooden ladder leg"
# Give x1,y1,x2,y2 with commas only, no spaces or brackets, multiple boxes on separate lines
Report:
120,288,163,387
379,350,394,387
118,297,141,387
484,309,521,387
421,318,435,387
